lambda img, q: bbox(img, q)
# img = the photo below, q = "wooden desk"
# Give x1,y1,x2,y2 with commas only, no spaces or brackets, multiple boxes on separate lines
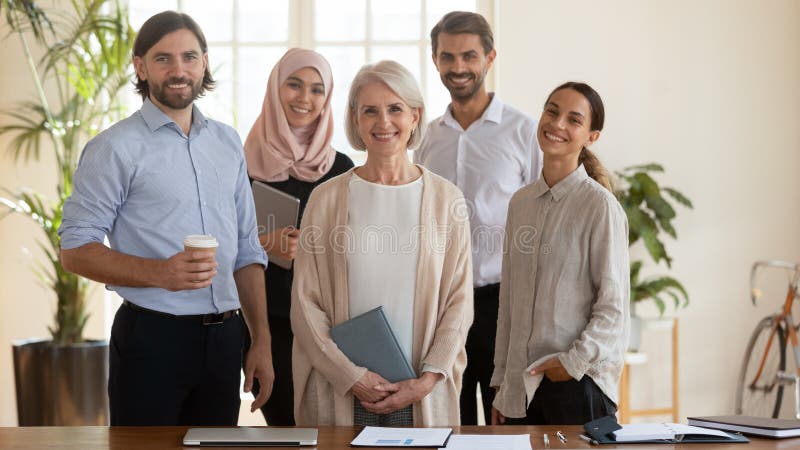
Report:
0,425,795,449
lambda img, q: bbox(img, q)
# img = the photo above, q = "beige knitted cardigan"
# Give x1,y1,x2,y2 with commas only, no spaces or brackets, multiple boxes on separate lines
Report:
290,166,473,426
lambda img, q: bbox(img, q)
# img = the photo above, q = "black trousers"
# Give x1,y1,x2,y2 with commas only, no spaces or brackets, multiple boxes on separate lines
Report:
504,376,617,425
460,283,499,425
245,314,295,426
108,303,245,426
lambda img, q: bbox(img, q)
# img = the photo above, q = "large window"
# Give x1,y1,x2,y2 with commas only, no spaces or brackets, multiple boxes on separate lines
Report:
128,0,492,159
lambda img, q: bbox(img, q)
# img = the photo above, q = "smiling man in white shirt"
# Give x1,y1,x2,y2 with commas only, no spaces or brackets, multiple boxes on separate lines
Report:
414,11,543,425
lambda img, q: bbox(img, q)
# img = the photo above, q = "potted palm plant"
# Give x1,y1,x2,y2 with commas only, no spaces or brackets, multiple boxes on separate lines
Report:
613,163,693,350
0,0,134,425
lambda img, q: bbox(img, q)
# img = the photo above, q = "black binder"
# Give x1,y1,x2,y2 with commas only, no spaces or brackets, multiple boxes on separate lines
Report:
330,306,417,383
584,416,750,444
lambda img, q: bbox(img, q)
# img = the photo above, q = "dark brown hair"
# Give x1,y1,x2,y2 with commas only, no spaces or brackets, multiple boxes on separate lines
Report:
545,81,611,191
132,11,215,100
430,11,494,56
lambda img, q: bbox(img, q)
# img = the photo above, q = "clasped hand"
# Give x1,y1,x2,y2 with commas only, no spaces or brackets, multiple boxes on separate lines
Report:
356,371,442,415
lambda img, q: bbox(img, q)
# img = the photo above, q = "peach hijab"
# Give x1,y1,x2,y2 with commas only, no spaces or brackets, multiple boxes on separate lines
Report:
244,48,335,182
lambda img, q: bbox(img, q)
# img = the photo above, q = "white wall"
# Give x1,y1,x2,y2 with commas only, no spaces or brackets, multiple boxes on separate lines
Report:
1,0,799,426
496,0,800,419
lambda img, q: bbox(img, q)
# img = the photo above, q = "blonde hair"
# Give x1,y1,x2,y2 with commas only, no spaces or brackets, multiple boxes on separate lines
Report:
345,60,427,150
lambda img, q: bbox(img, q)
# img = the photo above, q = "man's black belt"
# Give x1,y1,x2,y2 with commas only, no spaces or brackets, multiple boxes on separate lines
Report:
122,300,240,325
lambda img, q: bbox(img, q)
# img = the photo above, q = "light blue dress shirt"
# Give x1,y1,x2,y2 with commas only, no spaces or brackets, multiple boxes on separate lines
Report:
59,98,268,314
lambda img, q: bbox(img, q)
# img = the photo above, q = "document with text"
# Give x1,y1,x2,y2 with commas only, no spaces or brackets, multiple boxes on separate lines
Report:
351,427,453,447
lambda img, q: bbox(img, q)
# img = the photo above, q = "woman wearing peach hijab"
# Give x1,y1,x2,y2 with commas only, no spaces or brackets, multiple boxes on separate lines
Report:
244,48,353,425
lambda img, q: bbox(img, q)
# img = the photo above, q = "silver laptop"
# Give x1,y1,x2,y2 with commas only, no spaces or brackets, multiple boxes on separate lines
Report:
183,427,318,446
252,181,301,270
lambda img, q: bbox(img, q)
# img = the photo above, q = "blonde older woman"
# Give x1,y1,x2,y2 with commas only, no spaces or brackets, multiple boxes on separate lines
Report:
291,60,473,426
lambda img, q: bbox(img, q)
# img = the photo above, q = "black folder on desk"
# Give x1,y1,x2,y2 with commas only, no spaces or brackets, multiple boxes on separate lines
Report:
584,416,749,444
330,306,416,383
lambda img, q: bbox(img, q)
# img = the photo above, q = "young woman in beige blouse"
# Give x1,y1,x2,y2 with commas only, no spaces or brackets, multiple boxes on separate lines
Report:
290,60,473,426
491,82,630,425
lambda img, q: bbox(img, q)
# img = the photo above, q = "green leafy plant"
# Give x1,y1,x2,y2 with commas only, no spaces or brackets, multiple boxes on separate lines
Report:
613,163,693,315
0,0,134,344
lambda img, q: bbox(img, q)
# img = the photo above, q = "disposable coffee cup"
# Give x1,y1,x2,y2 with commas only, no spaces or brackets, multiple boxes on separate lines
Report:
183,234,218,258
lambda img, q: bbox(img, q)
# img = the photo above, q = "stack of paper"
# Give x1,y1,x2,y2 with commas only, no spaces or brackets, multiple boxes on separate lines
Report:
351,428,532,449
440,434,531,450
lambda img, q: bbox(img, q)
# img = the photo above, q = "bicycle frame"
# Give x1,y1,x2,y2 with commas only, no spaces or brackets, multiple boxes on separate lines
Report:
748,260,800,418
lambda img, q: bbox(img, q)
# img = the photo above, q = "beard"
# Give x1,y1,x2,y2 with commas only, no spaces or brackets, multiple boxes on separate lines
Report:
441,68,488,101
150,76,203,110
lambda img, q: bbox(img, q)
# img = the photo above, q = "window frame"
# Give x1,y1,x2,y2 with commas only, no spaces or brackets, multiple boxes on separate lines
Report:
127,0,496,139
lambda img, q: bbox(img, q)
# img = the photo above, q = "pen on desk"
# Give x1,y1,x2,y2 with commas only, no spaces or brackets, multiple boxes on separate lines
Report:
579,433,599,446
543,433,550,448
556,430,567,443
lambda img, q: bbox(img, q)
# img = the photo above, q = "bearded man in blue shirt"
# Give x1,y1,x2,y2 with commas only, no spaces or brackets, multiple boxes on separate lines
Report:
58,11,274,426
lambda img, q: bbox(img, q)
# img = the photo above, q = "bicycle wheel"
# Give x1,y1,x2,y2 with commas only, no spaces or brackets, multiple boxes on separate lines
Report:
735,317,786,418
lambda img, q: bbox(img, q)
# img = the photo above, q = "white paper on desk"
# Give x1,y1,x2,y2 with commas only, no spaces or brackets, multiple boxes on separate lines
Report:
523,352,560,408
439,434,531,450
613,423,730,442
351,426,452,447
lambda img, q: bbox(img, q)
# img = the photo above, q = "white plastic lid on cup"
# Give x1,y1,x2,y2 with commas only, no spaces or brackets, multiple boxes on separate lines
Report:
183,234,219,248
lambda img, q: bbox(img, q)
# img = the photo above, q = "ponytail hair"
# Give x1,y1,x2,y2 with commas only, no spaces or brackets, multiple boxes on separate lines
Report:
546,81,612,192
578,148,612,192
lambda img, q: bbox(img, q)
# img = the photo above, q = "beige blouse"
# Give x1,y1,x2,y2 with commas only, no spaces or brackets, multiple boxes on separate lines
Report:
491,164,630,418
291,166,474,426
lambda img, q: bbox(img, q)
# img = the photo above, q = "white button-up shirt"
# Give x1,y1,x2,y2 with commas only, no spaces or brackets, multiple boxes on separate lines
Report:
414,94,543,287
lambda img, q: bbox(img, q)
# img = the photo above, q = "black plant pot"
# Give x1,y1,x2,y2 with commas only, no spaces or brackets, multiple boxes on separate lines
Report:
12,338,109,425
